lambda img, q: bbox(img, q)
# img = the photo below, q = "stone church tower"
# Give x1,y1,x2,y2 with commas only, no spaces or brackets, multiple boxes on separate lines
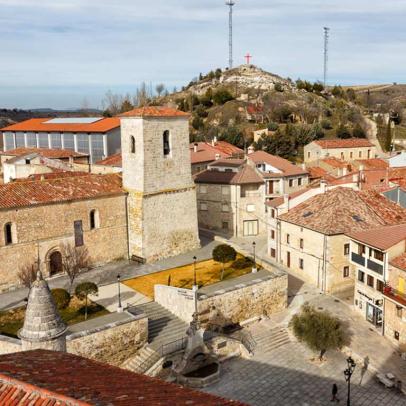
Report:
120,107,200,262
19,272,67,351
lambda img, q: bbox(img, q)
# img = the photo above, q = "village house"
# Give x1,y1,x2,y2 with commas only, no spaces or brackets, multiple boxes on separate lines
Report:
304,138,376,164
0,117,121,163
0,107,200,291
384,253,406,349
347,224,406,332
194,150,309,237
271,187,406,294
190,139,244,174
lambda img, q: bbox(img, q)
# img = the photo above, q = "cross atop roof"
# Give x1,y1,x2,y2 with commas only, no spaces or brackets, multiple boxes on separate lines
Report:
245,53,252,64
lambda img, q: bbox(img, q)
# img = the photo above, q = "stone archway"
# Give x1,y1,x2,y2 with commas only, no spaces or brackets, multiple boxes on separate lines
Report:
49,251,63,277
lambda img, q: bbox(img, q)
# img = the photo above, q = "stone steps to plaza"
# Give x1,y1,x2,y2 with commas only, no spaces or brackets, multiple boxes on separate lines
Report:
250,324,290,354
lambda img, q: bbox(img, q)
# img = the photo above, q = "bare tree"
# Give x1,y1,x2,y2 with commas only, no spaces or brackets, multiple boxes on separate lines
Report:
60,243,90,293
102,90,123,116
155,83,165,97
18,262,39,288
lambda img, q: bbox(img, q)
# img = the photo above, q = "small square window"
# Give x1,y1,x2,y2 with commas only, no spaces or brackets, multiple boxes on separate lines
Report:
270,248,276,258
222,221,229,230
221,204,229,212
396,306,403,318
300,239,304,249
344,244,350,255
343,266,350,278
286,234,290,244
271,230,275,240
367,275,374,288
289,179,294,187
358,270,365,283
394,331,400,341
271,209,275,219
298,178,302,186
299,258,304,270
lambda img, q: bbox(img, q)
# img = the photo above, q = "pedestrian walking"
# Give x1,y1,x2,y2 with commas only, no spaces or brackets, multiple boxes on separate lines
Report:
331,383,340,402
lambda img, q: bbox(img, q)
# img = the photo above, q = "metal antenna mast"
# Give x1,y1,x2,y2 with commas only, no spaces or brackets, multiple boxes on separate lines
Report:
226,1,235,69
323,27,330,88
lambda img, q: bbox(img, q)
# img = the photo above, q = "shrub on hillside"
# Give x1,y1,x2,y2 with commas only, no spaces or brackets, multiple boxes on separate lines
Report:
267,122,279,131
336,124,352,139
213,89,234,105
51,288,71,310
274,83,284,92
352,124,366,138
320,119,333,130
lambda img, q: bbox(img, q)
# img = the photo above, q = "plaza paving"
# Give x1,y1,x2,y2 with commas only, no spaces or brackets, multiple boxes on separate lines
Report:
204,337,406,406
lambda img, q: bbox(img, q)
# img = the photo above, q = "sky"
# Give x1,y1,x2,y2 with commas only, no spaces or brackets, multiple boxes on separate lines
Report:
1,0,406,109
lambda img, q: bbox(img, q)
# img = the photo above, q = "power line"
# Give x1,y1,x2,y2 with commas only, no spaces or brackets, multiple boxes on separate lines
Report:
226,1,235,69
323,27,330,88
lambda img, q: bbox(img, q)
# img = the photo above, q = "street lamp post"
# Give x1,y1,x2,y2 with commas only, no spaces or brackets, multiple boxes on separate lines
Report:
344,356,356,406
117,274,123,313
252,241,257,273
192,256,198,314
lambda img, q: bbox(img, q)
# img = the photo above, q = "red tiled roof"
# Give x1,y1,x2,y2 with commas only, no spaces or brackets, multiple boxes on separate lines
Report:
96,153,122,167
356,158,388,170
307,166,331,180
190,142,244,165
0,147,87,159
0,174,124,210
248,151,308,177
230,164,264,185
279,187,406,235
120,106,189,118
0,118,120,133
16,171,90,182
0,350,245,406
321,157,350,169
390,253,406,272
195,165,263,185
266,187,311,208
347,223,406,250
314,139,374,149
209,159,245,168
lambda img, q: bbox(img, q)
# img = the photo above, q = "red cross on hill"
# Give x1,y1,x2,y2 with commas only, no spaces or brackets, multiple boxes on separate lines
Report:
245,53,252,65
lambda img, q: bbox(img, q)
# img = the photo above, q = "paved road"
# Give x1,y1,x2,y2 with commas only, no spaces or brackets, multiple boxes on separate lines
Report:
0,232,218,311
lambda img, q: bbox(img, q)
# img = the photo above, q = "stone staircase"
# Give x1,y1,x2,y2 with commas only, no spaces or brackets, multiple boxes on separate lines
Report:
250,324,290,354
123,302,188,374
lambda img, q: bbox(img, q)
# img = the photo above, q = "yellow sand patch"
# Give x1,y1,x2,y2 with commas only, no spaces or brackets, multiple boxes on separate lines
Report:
124,255,254,299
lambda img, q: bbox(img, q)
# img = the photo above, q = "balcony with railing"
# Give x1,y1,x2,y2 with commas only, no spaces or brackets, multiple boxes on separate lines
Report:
383,286,406,307
367,259,384,275
351,252,365,266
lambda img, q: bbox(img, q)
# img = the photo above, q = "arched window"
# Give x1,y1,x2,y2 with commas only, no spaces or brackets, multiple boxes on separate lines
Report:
4,223,14,245
163,130,171,157
130,136,136,154
89,210,99,230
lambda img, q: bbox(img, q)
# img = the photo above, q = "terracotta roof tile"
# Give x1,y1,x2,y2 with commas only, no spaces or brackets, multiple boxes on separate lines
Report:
0,147,87,159
347,223,406,250
0,174,123,210
0,118,120,133
390,253,406,272
96,153,122,167
120,106,189,118
190,142,244,164
0,350,245,406
321,157,351,169
279,187,406,235
314,139,373,149
230,164,264,185
248,151,308,177
356,158,389,170
209,159,245,168
194,164,263,185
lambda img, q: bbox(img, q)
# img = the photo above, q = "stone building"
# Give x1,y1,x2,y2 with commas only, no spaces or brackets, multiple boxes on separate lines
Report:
348,224,406,332
1,117,121,163
304,139,376,164
273,187,406,294
120,107,200,262
0,107,200,290
19,271,67,351
384,253,406,349
194,150,308,237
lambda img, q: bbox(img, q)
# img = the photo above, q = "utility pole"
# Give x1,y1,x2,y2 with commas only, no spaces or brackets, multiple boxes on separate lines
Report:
226,1,235,69
323,27,330,88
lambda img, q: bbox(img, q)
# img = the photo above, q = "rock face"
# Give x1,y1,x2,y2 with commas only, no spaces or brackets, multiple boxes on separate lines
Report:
186,65,293,96
19,272,67,351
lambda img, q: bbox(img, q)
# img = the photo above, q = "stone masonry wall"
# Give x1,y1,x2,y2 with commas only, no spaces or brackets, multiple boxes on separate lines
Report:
0,336,22,355
0,195,128,291
67,314,148,367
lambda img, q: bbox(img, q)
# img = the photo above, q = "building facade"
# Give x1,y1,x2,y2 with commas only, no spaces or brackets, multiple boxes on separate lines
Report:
1,117,121,163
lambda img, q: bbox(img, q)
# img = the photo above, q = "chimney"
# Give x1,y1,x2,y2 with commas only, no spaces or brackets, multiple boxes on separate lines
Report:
193,143,198,153
359,164,364,171
284,194,290,210
301,163,306,170
247,145,255,155
215,153,221,160
342,167,347,176
212,136,218,147
320,179,327,193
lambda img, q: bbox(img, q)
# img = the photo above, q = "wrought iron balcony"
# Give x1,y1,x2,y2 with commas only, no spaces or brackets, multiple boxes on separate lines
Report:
383,286,406,307
351,252,365,266
367,259,384,275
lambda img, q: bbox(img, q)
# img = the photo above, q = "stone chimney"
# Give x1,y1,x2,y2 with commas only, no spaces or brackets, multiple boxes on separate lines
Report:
320,180,327,193
284,194,290,210
247,145,255,155
212,136,218,147
193,143,198,153
19,271,67,352
215,153,221,160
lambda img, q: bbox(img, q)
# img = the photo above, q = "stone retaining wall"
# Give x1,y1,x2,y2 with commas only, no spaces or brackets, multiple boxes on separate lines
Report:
0,335,22,354
66,312,148,366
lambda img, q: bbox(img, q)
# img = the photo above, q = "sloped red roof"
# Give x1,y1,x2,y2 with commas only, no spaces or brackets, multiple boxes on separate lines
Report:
96,153,122,167
190,142,244,164
0,147,87,159
195,165,263,185
0,174,124,210
347,223,406,250
0,118,120,133
279,187,406,235
356,158,388,170
314,139,373,149
120,106,189,118
0,350,245,406
230,164,264,184
390,253,406,272
248,150,308,177
321,157,350,169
